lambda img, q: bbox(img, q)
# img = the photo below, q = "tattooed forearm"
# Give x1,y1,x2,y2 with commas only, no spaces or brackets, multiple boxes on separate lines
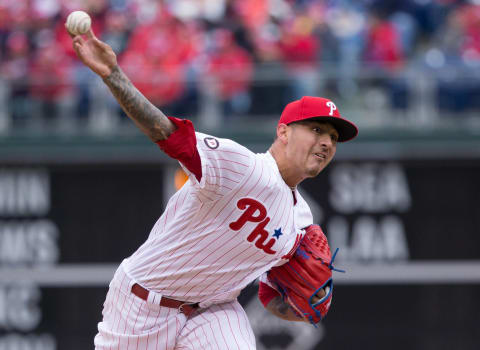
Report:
103,66,176,141
276,299,291,315
266,296,306,322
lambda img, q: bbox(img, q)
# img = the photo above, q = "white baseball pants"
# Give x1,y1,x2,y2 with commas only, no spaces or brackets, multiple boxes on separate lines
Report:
94,264,256,350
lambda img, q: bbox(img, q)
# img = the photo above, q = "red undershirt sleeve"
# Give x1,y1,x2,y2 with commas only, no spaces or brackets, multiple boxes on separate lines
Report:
155,117,202,182
258,281,281,308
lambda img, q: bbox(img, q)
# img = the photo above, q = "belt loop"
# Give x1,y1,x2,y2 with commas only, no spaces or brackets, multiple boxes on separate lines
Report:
147,289,162,306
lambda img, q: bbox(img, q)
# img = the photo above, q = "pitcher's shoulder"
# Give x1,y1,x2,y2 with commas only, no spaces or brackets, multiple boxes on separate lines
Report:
195,132,255,159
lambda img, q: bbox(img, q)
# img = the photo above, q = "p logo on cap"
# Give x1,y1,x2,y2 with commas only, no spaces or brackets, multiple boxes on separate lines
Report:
326,101,336,116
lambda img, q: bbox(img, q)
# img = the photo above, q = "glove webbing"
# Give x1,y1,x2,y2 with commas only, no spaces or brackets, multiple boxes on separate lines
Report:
301,247,346,273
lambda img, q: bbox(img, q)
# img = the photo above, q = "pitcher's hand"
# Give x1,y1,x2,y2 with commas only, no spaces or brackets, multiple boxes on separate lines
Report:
67,27,117,79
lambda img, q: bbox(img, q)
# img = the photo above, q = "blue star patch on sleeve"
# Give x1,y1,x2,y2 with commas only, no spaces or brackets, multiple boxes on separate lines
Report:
273,228,283,239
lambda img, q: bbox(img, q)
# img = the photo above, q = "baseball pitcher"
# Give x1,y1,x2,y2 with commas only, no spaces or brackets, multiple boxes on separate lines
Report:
67,26,358,349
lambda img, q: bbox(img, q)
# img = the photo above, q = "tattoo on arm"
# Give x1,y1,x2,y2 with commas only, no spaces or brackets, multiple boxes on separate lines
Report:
276,299,291,316
103,66,176,141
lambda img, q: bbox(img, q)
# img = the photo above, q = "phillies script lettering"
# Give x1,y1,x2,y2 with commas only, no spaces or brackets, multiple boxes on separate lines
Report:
229,198,277,254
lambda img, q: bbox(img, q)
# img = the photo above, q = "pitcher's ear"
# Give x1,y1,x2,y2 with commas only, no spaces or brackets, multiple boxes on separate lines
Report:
277,123,289,144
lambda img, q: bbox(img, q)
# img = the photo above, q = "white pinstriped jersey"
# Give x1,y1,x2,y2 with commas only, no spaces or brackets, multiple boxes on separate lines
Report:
124,132,313,306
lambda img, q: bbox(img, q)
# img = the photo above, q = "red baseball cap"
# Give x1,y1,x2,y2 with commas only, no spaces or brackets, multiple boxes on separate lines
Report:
279,96,358,142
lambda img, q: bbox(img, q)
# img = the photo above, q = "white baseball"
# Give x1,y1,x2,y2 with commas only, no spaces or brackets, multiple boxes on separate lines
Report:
66,11,91,36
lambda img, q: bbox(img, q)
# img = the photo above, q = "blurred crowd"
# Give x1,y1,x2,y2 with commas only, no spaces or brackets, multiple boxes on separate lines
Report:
1,0,480,132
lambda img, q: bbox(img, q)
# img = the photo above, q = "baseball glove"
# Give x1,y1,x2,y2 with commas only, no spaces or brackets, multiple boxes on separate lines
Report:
267,224,344,325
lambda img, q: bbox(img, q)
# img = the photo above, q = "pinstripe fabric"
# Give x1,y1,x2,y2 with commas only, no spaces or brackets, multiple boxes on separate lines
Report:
176,301,255,350
95,264,256,350
95,264,186,350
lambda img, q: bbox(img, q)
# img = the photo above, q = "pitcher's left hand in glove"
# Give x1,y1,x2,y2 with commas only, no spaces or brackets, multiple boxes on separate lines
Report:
267,224,344,325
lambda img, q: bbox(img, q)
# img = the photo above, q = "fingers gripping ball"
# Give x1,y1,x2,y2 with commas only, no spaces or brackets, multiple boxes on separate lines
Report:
267,224,344,326
65,11,91,36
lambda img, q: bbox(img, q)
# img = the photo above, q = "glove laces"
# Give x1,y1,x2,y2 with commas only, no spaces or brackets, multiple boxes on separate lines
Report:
326,248,345,273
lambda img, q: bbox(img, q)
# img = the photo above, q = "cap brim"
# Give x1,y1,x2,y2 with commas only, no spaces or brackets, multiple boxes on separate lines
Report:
306,116,358,142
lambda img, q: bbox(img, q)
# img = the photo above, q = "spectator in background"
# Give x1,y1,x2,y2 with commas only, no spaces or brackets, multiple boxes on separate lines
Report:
364,10,404,71
433,2,480,112
165,0,227,23
204,28,253,116
120,51,186,110
29,43,76,130
120,9,197,113
81,9,132,125
1,31,31,126
233,0,270,32
2,0,30,31
323,1,366,98
245,13,286,117
279,12,319,100
390,11,417,59
363,9,409,110
456,2,480,64
102,9,131,57
456,1,480,111
0,7,10,61
54,0,109,124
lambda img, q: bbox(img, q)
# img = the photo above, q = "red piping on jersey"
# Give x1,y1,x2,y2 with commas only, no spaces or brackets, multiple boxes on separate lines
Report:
156,117,202,182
